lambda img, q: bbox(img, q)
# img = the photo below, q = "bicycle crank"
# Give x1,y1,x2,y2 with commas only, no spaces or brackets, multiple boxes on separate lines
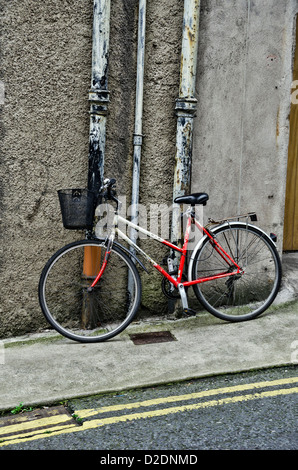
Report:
161,275,188,299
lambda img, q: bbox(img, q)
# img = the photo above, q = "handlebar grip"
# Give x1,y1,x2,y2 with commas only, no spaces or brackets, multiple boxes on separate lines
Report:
103,178,116,188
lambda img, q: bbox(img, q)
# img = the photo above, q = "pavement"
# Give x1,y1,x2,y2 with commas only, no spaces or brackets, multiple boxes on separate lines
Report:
0,253,298,413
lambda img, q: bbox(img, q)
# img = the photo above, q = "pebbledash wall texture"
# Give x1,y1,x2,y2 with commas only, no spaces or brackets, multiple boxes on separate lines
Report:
0,0,297,338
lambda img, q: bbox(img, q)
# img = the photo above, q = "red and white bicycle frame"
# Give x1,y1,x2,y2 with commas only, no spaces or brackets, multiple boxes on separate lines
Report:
90,207,242,303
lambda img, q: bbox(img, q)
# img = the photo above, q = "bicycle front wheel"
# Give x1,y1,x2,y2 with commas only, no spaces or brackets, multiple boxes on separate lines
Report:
191,223,282,322
39,239,142,342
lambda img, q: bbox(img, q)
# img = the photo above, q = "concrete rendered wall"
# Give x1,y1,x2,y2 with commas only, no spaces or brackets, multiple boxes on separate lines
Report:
0,0,297,338
0,0,182,337
192,0,298,255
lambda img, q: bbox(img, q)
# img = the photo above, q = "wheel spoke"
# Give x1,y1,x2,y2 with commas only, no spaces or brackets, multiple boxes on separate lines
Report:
192,224,281,321
39,241,141,342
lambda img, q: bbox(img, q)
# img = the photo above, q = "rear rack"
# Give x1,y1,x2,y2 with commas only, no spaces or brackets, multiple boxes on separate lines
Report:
206,212,257,227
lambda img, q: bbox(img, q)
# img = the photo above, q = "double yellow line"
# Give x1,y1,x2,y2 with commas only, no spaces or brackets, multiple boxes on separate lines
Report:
1,376,297,447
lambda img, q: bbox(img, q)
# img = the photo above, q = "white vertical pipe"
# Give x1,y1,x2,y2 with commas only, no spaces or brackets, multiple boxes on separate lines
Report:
127,0,146,295
130,0,146,251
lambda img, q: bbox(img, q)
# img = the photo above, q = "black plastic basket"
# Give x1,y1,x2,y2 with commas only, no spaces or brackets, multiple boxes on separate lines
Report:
58,188,97,230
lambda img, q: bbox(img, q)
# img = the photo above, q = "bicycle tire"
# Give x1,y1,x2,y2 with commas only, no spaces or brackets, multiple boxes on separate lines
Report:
39,239,142,342
191,223,282,322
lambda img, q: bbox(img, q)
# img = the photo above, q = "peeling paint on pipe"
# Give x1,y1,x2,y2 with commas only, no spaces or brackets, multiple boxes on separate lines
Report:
88,0,111,194
171,0,200,246
179,0,200,99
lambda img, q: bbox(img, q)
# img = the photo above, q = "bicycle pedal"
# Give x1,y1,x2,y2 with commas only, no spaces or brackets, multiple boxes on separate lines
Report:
183,308,197,317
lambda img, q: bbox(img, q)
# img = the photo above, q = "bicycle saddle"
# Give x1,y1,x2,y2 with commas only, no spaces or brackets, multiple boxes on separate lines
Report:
174,193,209,206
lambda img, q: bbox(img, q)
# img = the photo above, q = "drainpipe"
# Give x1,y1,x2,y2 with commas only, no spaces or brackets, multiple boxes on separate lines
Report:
171,0,201,249
83,0,111,327
167,0,200,314
129,0,146,252
87,0,111,194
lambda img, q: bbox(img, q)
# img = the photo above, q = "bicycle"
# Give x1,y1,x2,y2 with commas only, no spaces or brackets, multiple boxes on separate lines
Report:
38,178,282,343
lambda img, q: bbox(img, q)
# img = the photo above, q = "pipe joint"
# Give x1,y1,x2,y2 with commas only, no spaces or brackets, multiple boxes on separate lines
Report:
89,89,110,116
89,89,110,103
133,134,143,146
175,97,197,116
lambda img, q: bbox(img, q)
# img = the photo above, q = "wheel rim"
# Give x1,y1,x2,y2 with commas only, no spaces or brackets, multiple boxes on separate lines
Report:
40,242,140,341
193,226,281,320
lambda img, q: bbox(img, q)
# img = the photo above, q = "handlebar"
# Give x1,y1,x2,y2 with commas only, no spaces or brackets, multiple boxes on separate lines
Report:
100,178,120,208
103,178,116,189
101,178,116,195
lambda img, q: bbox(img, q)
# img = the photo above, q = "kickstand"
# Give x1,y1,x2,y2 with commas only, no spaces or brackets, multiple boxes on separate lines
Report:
177,284,196,317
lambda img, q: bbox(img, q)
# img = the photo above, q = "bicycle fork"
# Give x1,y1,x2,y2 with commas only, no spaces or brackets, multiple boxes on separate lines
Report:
87,235,114,292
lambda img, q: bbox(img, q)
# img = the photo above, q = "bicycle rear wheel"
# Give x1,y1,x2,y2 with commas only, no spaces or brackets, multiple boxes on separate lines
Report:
191,223,282,321
39,239,142,342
